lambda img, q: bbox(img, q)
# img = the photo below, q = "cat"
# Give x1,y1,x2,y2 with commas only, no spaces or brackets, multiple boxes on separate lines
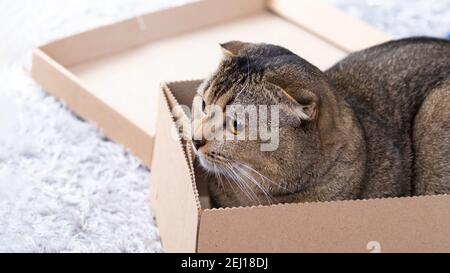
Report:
191,38,450,208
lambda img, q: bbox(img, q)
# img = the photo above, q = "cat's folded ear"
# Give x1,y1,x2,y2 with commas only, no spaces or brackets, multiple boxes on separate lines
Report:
265,76,318,122
220,41,250,58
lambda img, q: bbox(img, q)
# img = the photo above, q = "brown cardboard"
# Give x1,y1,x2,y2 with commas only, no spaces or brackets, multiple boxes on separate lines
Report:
198,196,450,253
31,0,390,167
149,83,200,252
158,80,450,253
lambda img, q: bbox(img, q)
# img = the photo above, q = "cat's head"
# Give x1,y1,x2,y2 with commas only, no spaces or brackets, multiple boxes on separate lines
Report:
191,41,339,205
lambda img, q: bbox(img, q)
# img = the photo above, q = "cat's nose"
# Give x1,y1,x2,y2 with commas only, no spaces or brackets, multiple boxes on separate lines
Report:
192,139,206,150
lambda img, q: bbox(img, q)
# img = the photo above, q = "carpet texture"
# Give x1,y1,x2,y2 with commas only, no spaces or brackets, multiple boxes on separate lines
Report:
0,0,449,253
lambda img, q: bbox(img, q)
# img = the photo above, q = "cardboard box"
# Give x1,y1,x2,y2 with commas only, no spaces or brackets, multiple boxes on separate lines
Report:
31,0,389,167
156,81,450,253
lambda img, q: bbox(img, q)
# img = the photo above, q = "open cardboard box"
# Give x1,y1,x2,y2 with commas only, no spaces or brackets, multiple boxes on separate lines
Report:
31,0,389,167
155,80,450,253
31,0,450,252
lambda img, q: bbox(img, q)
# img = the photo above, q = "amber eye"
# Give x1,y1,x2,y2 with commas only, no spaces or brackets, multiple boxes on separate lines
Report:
228,118,244,135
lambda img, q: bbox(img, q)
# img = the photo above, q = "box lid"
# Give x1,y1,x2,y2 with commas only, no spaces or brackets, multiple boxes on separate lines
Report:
31,0,390,167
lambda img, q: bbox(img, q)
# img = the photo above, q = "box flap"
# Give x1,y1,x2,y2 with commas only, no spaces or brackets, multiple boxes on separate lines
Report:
164,80,213,209
149,85,201,252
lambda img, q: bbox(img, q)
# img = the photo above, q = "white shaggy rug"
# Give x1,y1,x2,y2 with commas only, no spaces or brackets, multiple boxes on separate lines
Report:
0,0,449,253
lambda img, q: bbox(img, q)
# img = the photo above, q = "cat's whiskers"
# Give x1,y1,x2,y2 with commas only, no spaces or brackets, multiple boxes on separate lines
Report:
212,154,258,202
233,163,273,204
227,159,272,204
225,162,259,203
221,168,240,195
212,161,226,192
210,157,243,196
233,161,295,194
228,165,258,203
224,165,248,198
221,163,247,199
200,157,236,196
203,152,280,205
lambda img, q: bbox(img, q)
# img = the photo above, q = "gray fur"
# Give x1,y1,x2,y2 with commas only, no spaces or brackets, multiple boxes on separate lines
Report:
192,38,450,208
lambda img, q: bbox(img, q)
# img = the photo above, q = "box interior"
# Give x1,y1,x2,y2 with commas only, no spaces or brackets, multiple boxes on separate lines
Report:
60,7,346,138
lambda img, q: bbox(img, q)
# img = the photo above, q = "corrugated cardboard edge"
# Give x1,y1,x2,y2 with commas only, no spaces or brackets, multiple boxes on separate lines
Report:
31,49,153,166
163,79,216,217
205,192,450,212
160,80,212,253
268,0,392,53
150,83,202,252
198,194,450,253
161,81,202,210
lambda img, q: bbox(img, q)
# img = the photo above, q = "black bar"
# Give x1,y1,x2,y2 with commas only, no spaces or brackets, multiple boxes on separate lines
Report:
0,253,447,272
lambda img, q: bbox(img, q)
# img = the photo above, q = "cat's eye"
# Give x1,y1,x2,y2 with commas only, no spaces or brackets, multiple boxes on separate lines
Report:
228,118,244,135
